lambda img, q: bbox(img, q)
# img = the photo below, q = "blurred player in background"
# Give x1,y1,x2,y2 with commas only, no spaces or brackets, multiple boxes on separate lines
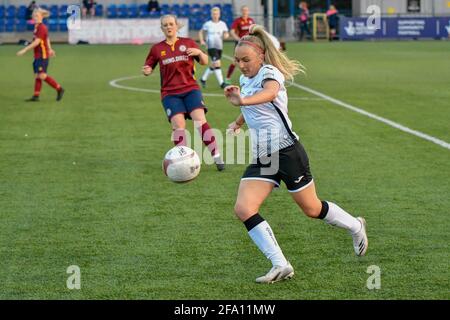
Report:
226,5,255,84
198,7,229,89
326,5,339,41
224,25,368,283
142,15,225,171
16,8,65,102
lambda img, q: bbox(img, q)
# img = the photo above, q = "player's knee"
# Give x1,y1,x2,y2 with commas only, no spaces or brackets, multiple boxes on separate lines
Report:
38,73,47,80
171,119,185,130
234,202,254,221
300,203,321,218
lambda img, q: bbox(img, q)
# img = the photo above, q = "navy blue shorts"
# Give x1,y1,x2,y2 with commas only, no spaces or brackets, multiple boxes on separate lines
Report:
33,58,49,74
161,89,207,121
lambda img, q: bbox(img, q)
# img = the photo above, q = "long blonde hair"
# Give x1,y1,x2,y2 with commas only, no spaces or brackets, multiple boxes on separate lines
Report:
34,7,50,19
237,25,305,81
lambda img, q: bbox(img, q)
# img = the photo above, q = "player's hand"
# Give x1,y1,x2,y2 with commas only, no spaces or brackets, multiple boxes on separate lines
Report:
16,49,26,56
186,48,202,57
49,49,56,57
226,121,242,136
224,85,243,106
142,65,153,76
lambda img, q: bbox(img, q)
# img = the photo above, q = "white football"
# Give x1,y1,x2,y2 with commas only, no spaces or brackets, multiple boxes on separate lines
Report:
162,146,201,182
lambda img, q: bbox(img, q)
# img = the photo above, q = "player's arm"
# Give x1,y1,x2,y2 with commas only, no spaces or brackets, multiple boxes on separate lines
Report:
142,46,158,76
186,47,208,65
224,80,280,106
16,38,41,56
47,38,56,57
230,29,240,41
223,30,230,40
198,29,206,46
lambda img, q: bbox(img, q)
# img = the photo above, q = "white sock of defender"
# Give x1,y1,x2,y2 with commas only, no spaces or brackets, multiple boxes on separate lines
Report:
318,201,362,234
213,67,224,85
244,213,288,267
201,67,213,81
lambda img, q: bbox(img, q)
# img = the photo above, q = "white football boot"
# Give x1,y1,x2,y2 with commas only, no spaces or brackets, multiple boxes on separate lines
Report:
255,262,294,284
352,217,368,256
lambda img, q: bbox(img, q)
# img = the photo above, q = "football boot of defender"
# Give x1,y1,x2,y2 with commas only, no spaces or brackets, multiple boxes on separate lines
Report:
214,156,225,171
57,88,65,101
25,95,39,102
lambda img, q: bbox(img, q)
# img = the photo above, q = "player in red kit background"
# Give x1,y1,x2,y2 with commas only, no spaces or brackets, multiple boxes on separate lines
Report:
226,5,255,84
16,8,64,102
143,15,225,171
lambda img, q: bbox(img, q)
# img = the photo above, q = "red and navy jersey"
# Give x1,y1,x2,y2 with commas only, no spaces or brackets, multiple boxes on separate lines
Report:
144,37,201,99
33,23,49,59
231,17,255,38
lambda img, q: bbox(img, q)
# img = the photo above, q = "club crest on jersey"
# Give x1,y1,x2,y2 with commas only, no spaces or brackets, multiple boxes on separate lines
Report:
161,50,166,56
179,45,187,52
166,108,172,116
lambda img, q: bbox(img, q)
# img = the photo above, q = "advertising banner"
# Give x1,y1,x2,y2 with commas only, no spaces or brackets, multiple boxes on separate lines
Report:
68,19,189,44
340,17,450,40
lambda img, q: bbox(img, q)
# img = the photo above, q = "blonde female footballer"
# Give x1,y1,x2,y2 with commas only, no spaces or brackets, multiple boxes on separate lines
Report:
224,25,368,284
16,8,64,102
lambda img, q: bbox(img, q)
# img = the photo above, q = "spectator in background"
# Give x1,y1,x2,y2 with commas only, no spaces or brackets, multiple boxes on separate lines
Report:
82,0,96,18
298,1,310,41
147,0,160,13
26,1,37,21
326,5,339,41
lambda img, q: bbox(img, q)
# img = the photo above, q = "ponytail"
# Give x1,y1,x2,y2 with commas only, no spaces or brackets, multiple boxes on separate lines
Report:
237,25,305,82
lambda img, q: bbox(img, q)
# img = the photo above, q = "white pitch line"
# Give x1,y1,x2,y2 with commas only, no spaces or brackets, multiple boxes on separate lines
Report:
222,54,450,151
290,82,450,150
109,75,323,101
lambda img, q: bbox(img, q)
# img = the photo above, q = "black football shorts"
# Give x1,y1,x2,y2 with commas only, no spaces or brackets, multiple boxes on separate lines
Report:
242,141,314,192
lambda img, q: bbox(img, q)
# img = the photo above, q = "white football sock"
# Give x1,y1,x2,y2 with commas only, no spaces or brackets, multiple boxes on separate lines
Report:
201,67,212,81
248,220,288,267
213,67,224,85
323,202,362,234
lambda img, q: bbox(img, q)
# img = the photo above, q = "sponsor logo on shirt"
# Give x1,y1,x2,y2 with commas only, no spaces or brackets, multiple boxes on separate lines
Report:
162,55,189,65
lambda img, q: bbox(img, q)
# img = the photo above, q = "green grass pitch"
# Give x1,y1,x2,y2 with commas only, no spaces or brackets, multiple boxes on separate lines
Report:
0,41,449,299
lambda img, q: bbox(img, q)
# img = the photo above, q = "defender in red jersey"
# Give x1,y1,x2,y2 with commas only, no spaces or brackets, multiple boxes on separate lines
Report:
142,15,224,171
16,8,64,102
226,5,255,83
